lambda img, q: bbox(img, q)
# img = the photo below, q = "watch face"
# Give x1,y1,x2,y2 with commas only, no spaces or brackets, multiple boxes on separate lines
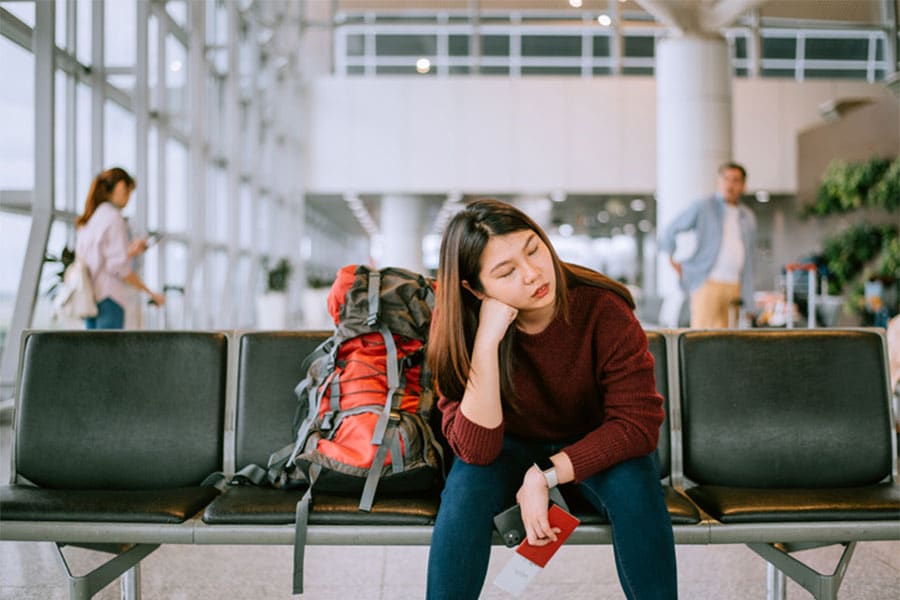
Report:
535,457,554,472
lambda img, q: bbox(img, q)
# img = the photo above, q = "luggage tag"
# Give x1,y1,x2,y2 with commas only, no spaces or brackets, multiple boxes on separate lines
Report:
493,503,580,597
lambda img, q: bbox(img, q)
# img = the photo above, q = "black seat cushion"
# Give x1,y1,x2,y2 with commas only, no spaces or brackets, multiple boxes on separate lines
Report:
203,485,439,525
0,485,219,523
16,331,228,490
687,482,900,523
679,330,892,488
234,332,333,469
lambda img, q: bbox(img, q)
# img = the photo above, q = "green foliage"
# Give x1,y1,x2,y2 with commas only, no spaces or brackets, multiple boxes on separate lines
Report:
867,159,900,212
805,156,897,217
819,224,898,296
265,258,292,292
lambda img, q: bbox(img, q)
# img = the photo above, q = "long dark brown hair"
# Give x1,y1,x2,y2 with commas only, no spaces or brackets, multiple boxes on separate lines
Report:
427,198,634,405
76,167,135,227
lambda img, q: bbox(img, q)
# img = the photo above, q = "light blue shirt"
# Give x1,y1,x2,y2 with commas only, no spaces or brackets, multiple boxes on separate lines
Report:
658,194,757,309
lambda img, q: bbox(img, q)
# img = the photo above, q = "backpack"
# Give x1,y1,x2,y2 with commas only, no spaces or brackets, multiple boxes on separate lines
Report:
274,264,443,499
53,257,98,320
233,264,444,594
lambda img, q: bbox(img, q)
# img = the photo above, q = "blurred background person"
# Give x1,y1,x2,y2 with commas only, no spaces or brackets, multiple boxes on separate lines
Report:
75,167,165,329
659,162,757,328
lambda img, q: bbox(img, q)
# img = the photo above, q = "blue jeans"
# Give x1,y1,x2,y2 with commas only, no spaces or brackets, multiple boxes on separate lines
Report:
426,436,677,600
85,298,125,330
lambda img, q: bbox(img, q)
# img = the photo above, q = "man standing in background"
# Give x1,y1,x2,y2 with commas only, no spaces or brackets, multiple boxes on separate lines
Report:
659,162,756,328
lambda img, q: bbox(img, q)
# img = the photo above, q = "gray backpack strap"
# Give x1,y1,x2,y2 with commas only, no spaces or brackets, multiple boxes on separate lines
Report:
289,369,334,468
371,324,400,445
366,269,381,326
359,420,398,512
292,463,321,595
389,429,404,474
230,463,269,487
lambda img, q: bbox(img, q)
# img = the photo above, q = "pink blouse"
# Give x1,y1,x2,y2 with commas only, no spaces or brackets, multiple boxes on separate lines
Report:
75,202,134,310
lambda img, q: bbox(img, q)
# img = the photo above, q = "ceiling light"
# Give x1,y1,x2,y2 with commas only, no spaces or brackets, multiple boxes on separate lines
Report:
597,14,612,26
569,0,583,7
558,224,574,237
416,58,431,74
630,198,646,212
638,219,653,232
596,211,609,223
169,60,183,72
755,190,770,203
550,190,566,203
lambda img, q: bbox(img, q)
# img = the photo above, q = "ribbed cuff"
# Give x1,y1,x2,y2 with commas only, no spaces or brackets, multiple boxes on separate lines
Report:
451,411,504,464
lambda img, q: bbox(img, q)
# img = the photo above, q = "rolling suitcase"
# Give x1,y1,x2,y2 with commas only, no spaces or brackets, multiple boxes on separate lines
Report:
784,263,817,329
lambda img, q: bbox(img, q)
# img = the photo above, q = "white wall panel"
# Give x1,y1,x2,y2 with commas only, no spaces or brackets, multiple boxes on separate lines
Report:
307,77,889,195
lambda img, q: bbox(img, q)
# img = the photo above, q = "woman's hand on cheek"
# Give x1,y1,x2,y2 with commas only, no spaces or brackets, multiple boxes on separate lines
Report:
476,297,518,347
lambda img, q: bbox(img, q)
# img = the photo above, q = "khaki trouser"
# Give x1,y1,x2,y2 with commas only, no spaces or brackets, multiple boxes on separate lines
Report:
690,280,741,328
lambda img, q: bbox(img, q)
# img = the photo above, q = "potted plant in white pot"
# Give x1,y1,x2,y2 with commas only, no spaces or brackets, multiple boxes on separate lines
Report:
255,257,292,329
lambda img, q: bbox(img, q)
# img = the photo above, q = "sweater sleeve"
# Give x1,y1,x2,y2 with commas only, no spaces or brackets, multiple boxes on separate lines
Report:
561,301,664,482
437,392,504,465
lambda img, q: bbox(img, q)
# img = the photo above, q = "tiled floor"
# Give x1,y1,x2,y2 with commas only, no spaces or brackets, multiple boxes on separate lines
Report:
2,412,898,599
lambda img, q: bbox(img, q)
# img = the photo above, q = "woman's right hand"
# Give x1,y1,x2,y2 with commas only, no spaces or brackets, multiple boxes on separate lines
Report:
149,291,166,307
475,297,518,347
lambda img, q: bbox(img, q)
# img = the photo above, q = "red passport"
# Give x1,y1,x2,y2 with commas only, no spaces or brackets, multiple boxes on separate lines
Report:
514,503,580,568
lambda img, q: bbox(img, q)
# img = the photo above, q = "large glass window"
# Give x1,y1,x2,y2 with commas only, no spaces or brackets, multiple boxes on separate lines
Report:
104,100,136,176
75,82,92,202
206,164,228,243
165,139,188,232
54,70,68,211
1,1,34,27
165,34,188,132
239,183,252,249
0,214,30,344
375,34,437,56
521,35,580,57
76,0,92,66
0,37,34,189
105,0,136,68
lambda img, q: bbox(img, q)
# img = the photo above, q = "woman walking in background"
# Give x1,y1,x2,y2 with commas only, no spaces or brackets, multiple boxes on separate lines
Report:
76,167,164,329
426,199,677,599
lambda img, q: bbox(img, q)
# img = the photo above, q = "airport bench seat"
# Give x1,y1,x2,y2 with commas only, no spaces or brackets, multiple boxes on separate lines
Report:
1,328,897,600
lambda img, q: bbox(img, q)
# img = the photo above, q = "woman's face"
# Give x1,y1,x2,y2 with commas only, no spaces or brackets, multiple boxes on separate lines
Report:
109,180,132,208
470,229,557,313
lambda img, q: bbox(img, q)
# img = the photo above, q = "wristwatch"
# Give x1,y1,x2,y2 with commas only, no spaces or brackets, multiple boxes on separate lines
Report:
534,456,559,489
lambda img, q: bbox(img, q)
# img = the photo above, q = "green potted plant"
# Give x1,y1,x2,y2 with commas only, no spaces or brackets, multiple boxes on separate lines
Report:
256,257,293,329
267,258,292,293
809,156,899,322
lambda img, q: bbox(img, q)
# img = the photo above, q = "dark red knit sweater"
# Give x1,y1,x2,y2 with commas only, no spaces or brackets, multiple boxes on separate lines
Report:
437,284,664,483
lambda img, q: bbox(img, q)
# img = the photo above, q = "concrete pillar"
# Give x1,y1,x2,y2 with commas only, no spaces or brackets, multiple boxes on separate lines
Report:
379,194,425,274
655,34,732,326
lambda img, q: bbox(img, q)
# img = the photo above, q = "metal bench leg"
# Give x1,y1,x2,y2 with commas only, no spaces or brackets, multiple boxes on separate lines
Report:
121,565,140,600
54,543,159,600
748,542,857,600
766,563,787,600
